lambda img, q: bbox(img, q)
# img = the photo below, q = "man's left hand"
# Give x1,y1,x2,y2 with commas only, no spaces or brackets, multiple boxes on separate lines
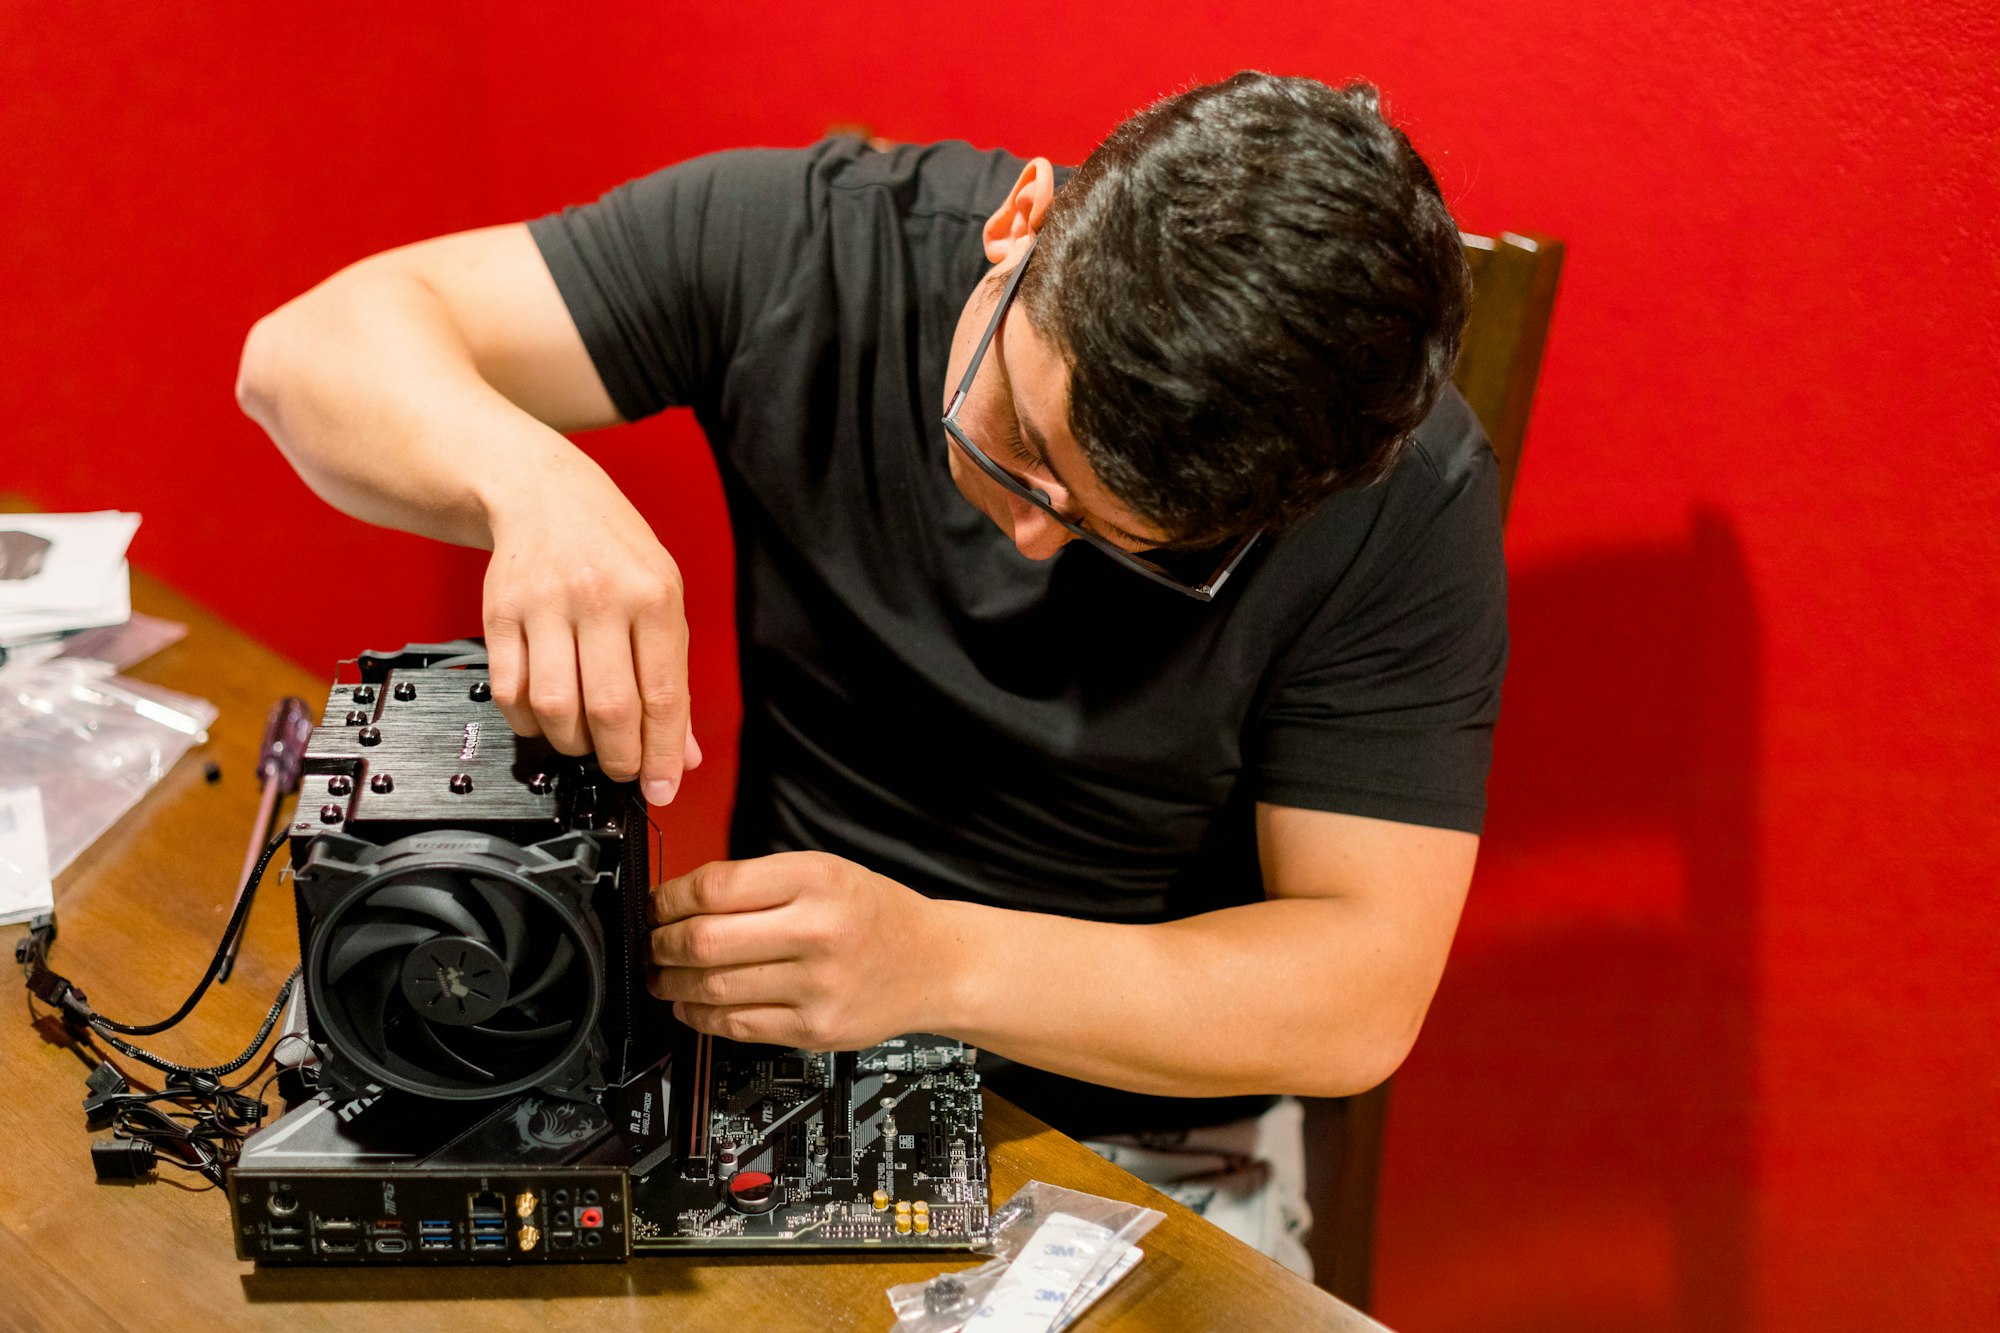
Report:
647,852,957,1050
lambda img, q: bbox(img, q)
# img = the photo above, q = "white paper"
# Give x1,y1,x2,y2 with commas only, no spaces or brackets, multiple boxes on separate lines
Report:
0,787,55,926
0,511,139,639
0,561,132,640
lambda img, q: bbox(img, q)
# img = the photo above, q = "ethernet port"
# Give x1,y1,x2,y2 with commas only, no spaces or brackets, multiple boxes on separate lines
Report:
469,1190,506,1222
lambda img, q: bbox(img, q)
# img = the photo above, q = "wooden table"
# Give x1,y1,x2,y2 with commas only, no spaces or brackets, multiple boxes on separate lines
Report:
0,568,1371,1331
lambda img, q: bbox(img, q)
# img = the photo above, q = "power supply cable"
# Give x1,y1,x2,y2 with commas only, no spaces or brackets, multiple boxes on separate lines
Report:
24,831,288,1037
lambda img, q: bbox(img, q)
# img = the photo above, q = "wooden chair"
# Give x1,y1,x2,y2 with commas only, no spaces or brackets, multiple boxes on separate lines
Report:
1302,226,1565,1311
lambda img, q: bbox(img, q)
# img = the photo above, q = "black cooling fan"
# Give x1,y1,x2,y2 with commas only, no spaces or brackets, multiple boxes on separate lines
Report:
285,641,673,1106
300,833,605,1101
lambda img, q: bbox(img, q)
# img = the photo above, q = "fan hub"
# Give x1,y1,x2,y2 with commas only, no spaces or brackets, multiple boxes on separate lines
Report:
398,936,509,1026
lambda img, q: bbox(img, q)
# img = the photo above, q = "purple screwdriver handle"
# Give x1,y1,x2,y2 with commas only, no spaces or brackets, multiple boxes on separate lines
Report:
255,697,316,794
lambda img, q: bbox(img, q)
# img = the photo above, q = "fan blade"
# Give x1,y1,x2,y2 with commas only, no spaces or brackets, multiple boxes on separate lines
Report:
506,936,575,1008
326,921,438,986
380,1045,477,1093
365,879,488,939
471,1019,573,1043
343,953,403,1065
467,876,530,976
407,1014,496,1082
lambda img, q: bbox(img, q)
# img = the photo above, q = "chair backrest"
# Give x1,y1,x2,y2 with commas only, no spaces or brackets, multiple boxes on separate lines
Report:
1453,230,1566,516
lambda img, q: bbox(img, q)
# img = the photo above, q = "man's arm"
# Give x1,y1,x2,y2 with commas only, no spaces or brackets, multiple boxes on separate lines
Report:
237,224,700,800
647,805,1474,1099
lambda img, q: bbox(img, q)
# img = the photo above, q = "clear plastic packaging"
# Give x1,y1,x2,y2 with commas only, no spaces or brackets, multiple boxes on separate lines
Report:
888,1181,1165,1333
0,658,216,876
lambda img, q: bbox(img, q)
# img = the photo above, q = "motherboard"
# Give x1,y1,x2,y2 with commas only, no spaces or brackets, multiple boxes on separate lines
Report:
626,1033,989,1250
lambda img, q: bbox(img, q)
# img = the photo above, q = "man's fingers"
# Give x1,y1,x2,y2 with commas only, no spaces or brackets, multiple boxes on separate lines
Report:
577,616,642,781
484,612,541,738
646,961,806,1006
648,906,804,968
650,858,805,925
668,1002,827,1049
631,594,690,805
524,616,589,754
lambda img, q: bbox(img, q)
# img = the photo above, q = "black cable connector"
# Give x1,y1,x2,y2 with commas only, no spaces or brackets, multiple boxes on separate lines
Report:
25,964,94,1033
82,1062,130,1126
91,1138,157,1180
13,913,56,972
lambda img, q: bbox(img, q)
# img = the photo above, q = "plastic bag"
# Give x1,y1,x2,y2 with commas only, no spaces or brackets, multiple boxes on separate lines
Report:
0,658,216,876
888,1181,1165,1333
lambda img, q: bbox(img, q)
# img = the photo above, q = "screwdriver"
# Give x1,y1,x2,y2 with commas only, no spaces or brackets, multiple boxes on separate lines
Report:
217,696,314,983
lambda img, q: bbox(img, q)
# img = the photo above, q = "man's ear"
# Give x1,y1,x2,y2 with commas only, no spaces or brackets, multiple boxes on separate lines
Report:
983,157,1056,263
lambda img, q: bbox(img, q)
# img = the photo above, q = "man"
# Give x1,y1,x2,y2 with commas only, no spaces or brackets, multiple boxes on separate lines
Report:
238,72,1505,1275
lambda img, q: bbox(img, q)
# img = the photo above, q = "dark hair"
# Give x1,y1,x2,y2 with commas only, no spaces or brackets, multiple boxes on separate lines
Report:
1018,72,1469,546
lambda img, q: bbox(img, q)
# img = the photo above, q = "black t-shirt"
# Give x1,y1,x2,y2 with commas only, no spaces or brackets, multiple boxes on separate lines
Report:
529,138,1507,1136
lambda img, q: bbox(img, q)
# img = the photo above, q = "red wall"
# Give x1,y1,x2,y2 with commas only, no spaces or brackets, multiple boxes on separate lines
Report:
5,4,1995,1328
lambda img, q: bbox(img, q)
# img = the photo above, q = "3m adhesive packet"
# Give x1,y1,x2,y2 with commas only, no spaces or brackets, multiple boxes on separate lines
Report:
888,1181,1164,1333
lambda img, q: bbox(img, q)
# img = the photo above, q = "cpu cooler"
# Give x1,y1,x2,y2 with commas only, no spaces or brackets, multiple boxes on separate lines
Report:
285,642,672,1104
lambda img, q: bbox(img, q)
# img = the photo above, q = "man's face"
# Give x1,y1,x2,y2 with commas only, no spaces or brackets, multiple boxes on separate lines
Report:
941,253,1171,561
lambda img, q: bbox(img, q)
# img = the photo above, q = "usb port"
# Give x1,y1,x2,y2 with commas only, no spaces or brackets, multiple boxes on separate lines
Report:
267,1238,305,1253
373,1237,409,1254
419,1219,452,1233
471,1235,506,1250
370,1219,404,1234
420,1236,454,1251
268,1222,306,1238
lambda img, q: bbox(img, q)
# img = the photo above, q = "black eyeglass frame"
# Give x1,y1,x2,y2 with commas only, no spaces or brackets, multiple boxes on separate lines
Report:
940,240,1261,602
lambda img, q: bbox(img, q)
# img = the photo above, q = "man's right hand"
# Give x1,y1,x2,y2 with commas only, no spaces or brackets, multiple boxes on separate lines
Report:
483,462,702,804
236,222,702,802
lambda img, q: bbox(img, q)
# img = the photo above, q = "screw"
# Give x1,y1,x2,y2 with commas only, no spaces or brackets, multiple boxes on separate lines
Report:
352,685,376,704
393,680,417,701
327,775,353,795
449,773,474,794
529,773,554,794
358,726,382,746
318,804,343,824
470,681,492,702
369,773,394,793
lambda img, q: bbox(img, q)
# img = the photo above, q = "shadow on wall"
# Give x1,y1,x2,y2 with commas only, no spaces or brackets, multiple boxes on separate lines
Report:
1378,507,1761,1333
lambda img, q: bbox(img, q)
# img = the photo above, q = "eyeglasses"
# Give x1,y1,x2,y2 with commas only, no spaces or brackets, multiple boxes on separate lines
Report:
941,239,1261,602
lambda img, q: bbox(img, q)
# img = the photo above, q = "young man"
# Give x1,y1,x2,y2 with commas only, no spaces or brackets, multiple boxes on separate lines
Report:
238,72,1505,1274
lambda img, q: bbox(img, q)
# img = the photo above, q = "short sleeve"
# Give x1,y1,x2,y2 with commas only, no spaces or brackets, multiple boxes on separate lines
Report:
1250,425,1509,834
527,146,836,422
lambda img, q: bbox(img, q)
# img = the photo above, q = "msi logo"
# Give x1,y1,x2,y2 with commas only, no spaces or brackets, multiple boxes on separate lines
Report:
510,1098,599,1151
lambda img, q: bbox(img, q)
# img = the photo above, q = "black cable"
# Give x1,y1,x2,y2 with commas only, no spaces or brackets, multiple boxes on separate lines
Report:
91,967,299,1080
113,1101,225,1186
89,831,289,1036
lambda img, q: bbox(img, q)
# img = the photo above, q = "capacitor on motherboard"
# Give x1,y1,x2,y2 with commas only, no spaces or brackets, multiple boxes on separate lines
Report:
717,1139,740,1170
872,1188,889,1211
